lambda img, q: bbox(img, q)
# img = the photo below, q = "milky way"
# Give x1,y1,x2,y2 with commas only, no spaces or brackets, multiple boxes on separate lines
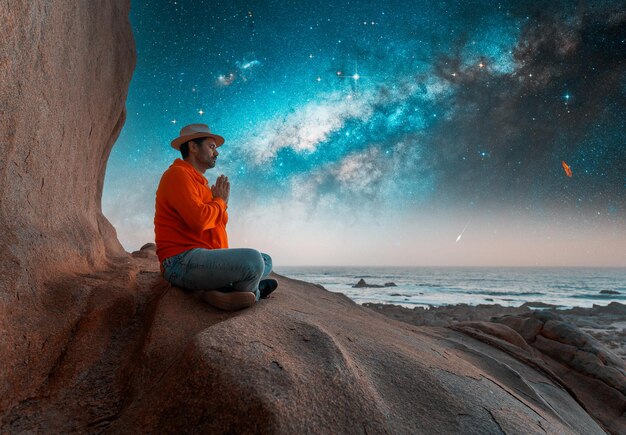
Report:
103,0,626,265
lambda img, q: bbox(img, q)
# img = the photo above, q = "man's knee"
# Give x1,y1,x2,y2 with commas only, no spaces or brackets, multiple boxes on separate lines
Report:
239,248,265,277
261,252,272,267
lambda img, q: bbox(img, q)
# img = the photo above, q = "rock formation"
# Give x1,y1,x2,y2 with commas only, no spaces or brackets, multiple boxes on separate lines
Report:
0,1,618,433
353,278,397,288
367,302,626,433
0,0,135,414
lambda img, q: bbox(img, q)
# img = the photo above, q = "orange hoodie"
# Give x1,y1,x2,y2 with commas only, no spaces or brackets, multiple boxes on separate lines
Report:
154,158,228,265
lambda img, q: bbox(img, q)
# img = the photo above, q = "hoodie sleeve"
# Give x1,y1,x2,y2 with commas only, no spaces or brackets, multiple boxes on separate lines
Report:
162,169,226,233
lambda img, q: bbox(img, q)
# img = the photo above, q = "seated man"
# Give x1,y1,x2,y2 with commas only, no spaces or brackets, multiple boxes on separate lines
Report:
154,123,278,310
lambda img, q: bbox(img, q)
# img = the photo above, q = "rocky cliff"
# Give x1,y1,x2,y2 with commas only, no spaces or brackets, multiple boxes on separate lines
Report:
0,2,620,434
0,0,135,412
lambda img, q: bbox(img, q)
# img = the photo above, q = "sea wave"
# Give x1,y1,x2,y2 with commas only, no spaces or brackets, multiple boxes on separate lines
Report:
570,293,626,299
452,290,545,297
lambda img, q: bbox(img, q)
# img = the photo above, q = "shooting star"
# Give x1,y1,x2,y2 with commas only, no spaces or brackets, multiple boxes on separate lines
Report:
456,220,471,243
561,160,573,177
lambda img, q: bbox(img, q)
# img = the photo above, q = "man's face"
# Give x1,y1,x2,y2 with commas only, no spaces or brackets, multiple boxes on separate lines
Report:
194,137,219,169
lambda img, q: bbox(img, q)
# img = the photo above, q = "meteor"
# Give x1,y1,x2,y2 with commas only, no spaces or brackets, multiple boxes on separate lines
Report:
456,220,471,243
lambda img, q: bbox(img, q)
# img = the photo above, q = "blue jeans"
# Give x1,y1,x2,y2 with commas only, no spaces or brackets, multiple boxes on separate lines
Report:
162,248,272,302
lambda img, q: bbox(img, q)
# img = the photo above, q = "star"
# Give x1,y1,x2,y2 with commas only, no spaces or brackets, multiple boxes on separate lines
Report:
198,109,204,115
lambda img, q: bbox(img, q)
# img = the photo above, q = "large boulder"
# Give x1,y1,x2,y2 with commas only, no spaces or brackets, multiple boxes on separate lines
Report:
1,268,607,434
0,0,135,410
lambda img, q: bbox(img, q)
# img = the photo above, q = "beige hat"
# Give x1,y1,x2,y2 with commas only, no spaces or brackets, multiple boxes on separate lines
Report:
170,123,225,150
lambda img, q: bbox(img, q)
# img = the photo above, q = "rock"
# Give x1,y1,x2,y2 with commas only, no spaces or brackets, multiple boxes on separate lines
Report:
477,312,626,433
132,242,158,259
140,242,156,251
493,315,544,343
593,302,626,315
0,0,135,413
521,310,562,323
370,302,626,433
352,278,384,288
353,278,367,288
384,282,397,287
107,277,604,434
455,321,531,350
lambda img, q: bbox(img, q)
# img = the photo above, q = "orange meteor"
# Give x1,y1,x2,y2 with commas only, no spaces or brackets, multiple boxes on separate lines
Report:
561,160,573,177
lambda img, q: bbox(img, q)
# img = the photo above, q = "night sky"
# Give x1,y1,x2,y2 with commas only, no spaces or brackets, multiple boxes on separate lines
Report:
102,0,626,266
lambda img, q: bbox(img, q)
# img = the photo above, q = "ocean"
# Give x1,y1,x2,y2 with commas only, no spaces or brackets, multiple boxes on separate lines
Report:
273,266,626,309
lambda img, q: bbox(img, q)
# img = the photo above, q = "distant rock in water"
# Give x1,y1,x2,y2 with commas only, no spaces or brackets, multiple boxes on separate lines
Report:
353,278,397,288
600,290,621,295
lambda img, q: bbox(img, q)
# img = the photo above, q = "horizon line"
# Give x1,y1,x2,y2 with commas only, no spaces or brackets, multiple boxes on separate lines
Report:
273,265,626,269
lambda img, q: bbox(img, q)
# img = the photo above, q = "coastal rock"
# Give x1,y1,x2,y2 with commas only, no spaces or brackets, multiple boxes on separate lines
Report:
480,312,626,433
455,321,531,350
353,278,397,288
593,301,626,315
369,302,626,433
600,290,621,295
354,278,368,287
494,315,544,342
520,301,559,308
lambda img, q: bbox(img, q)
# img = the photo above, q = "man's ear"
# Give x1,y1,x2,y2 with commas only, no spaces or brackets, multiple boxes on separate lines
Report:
189,140,198,154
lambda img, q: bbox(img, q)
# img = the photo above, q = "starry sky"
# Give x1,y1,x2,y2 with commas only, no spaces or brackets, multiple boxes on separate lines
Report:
102,0,626,266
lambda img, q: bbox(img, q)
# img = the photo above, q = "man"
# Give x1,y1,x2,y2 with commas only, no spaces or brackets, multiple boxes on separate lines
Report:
154,123,278,311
